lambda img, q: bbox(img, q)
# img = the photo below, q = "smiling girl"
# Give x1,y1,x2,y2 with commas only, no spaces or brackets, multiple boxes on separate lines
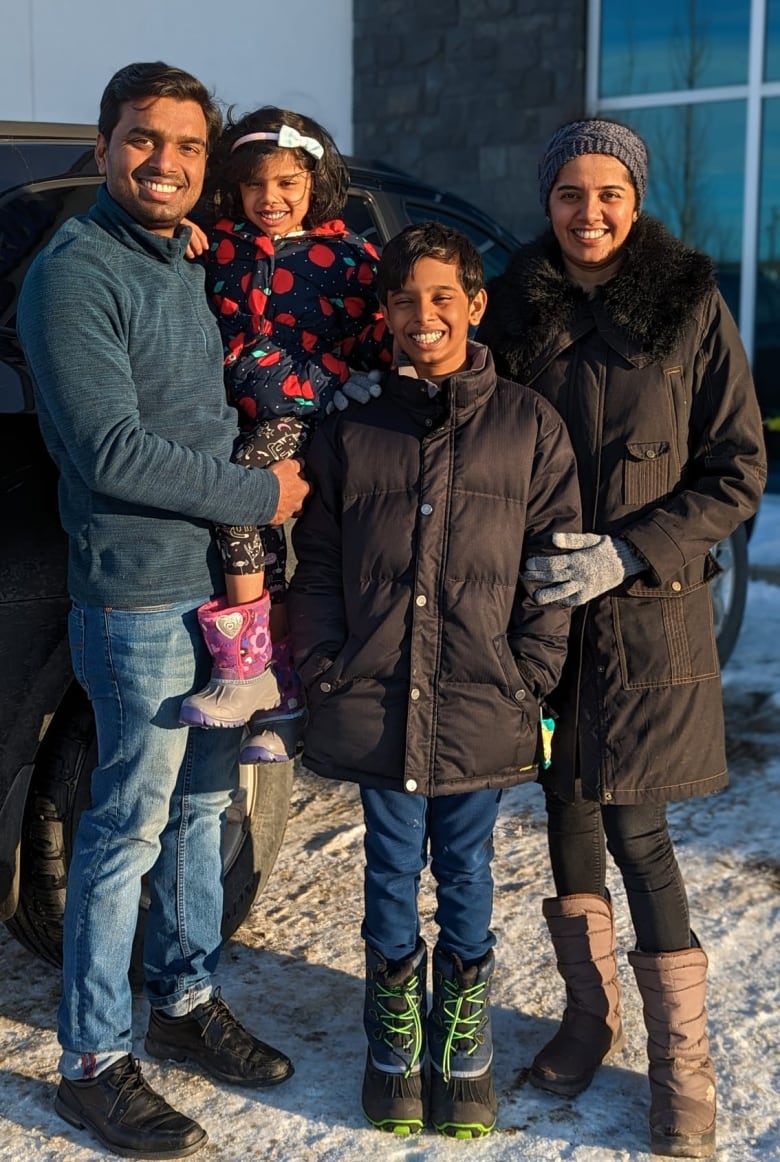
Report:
179,107,391,762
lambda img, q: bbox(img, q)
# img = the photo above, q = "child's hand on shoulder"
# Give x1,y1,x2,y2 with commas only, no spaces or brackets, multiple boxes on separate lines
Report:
181,218,209,260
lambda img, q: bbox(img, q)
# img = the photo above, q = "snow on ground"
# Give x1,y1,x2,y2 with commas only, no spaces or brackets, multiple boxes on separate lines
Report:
1,497,779,1161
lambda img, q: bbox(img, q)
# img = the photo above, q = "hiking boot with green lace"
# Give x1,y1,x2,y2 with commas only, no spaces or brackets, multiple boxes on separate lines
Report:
429,946,497,1138
362,938,427,1135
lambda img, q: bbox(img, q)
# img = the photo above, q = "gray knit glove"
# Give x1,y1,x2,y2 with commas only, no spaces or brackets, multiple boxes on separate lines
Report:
523,532,645,607
326,369,383,414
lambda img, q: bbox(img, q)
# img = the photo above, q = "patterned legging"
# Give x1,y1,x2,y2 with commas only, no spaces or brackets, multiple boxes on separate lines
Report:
216,415,310,601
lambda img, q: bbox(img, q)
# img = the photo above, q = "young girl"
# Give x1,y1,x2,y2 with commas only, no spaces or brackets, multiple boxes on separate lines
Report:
179,107,390,763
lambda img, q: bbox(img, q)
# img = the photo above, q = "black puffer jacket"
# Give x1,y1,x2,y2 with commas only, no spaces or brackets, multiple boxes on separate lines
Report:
477,217,767,804
288,345,582,796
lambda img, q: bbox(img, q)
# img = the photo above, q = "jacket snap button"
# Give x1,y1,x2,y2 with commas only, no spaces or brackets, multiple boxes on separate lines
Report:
405,778,418,792
415,594,427,606
320,681,332,692
604,791,613,801
410,687,420,701
420,503,433,515
514,689,526,701
671,581,682,592
645,449,656,459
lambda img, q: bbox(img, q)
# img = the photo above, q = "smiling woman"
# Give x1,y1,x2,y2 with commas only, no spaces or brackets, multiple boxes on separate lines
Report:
477,116,766,1160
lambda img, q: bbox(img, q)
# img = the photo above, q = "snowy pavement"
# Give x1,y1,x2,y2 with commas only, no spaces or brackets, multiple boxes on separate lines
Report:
1,496,779,1161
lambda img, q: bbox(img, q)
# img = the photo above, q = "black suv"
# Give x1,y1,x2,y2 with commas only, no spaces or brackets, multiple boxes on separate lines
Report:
0,122,749,971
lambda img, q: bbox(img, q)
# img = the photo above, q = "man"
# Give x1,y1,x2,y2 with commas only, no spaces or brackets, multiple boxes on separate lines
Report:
17,62,309,1159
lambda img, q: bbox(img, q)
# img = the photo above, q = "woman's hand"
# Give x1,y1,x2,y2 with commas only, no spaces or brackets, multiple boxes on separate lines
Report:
181,218,209,260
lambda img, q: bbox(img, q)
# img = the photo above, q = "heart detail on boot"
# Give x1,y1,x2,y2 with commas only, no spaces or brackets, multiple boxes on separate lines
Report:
215,613,244,639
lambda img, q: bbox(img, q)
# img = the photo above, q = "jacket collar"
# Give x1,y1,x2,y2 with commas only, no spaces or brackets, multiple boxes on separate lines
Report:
89,184,192,264
481,215,715,380
388,341,496,423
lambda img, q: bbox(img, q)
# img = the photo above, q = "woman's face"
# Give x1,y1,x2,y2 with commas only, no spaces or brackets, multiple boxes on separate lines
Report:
547,153,638,288
238,149,312,237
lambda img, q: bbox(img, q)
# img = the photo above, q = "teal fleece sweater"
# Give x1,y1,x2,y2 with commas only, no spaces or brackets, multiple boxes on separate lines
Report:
18,186,280,606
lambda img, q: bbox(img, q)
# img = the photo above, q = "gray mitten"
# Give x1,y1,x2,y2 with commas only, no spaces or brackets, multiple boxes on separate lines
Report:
523,532,644,607
326,369,384,414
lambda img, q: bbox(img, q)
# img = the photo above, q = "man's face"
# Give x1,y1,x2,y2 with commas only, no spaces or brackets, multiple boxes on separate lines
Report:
95,96,208,235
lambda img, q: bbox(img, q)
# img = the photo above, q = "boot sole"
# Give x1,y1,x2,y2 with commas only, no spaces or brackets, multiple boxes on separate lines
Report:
363,1113,425,1135
55,1095,207,1159
651,1126,716,1158
179,707,254,728
529,1030,627,1097
144,1037,294,1089
433,1118,496,1139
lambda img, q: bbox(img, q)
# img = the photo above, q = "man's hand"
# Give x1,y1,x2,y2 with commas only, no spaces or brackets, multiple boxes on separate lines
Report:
523,532,644,607
268,458,311,525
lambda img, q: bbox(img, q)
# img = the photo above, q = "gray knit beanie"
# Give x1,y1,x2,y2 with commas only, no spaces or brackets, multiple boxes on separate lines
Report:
538,118,648,211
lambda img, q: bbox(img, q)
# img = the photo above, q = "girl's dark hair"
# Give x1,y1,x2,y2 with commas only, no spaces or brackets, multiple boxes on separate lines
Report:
377,221,485,303
202,106,349,227
98,61,222,153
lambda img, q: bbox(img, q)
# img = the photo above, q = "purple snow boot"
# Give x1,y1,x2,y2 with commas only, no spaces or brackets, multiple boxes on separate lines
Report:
239,637,306,763
179,593,280,728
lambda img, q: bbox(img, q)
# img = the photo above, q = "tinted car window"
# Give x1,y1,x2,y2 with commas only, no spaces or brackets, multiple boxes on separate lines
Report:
0,142,97,194
0,144,102,410
344,193,383,246
404,201,513,282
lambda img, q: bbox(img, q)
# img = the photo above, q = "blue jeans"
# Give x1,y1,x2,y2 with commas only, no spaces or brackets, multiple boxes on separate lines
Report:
61,598,241,1065
359,786,502,964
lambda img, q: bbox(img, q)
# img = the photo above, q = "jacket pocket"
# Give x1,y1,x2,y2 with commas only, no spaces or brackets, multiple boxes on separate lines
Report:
613,584,719,689
623,441,670,506
492,635,538,721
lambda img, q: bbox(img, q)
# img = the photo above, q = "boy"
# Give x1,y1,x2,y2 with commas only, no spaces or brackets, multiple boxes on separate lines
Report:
287,221,581,1138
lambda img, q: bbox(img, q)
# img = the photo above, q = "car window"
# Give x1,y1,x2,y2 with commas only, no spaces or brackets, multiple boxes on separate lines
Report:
403,201,513,282
0,142,97,195
1,173,102,411
344,193,383,246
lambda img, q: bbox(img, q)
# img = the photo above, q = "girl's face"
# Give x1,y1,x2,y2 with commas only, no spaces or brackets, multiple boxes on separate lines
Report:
547,153,638,288
238,149,313,237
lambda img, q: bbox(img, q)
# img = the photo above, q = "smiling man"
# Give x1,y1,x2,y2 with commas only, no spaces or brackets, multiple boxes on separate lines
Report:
17,62,308,1160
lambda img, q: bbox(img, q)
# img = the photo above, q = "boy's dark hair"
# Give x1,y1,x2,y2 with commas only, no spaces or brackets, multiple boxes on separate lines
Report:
98,61,223,153
203,106,349,226
377,221,485,303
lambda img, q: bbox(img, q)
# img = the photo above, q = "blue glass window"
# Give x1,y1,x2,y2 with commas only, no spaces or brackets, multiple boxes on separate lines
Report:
608,103,746,266
600,1,750,97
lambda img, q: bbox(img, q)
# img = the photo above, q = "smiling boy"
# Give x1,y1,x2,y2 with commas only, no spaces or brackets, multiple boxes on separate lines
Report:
287,221,582,1138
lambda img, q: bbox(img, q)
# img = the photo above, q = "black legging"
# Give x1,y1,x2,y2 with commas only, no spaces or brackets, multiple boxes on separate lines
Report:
544,790,691,953
215,415,311,601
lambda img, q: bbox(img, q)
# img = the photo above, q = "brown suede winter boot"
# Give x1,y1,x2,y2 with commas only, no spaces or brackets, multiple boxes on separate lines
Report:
628,941,716,1159
530,893,625,1096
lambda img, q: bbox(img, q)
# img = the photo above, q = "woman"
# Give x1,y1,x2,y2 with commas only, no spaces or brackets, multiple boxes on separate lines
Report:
477,119,766,1159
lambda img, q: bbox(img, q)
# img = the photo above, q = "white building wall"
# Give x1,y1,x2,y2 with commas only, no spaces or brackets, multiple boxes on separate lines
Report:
0,0,353,150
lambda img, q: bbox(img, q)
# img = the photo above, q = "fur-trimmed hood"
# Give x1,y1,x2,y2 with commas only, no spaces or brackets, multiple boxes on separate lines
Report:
479,215,716,381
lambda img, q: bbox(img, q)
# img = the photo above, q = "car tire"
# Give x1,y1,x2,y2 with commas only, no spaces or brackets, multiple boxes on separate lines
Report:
711,522,749,667
4,682,292,978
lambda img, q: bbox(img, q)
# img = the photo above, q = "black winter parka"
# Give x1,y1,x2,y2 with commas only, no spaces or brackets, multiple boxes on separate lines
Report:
477,217,767,805
288,345,582,796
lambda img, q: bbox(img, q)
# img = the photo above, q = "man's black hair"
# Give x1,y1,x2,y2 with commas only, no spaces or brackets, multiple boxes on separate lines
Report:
377,221,485,304
98,62,222,153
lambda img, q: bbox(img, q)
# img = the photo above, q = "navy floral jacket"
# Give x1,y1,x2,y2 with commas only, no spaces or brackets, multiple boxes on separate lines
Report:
203,217,392,427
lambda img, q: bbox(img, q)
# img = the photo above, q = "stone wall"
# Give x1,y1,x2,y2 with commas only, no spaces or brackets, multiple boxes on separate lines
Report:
353,0,586,240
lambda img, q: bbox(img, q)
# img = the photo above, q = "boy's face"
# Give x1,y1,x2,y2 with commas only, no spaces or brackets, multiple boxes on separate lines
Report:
381,257,487,380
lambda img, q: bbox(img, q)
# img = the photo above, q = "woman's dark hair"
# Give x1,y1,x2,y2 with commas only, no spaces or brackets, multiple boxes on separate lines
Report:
377,221,485,304
202,106,349,227
98,61,223,153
